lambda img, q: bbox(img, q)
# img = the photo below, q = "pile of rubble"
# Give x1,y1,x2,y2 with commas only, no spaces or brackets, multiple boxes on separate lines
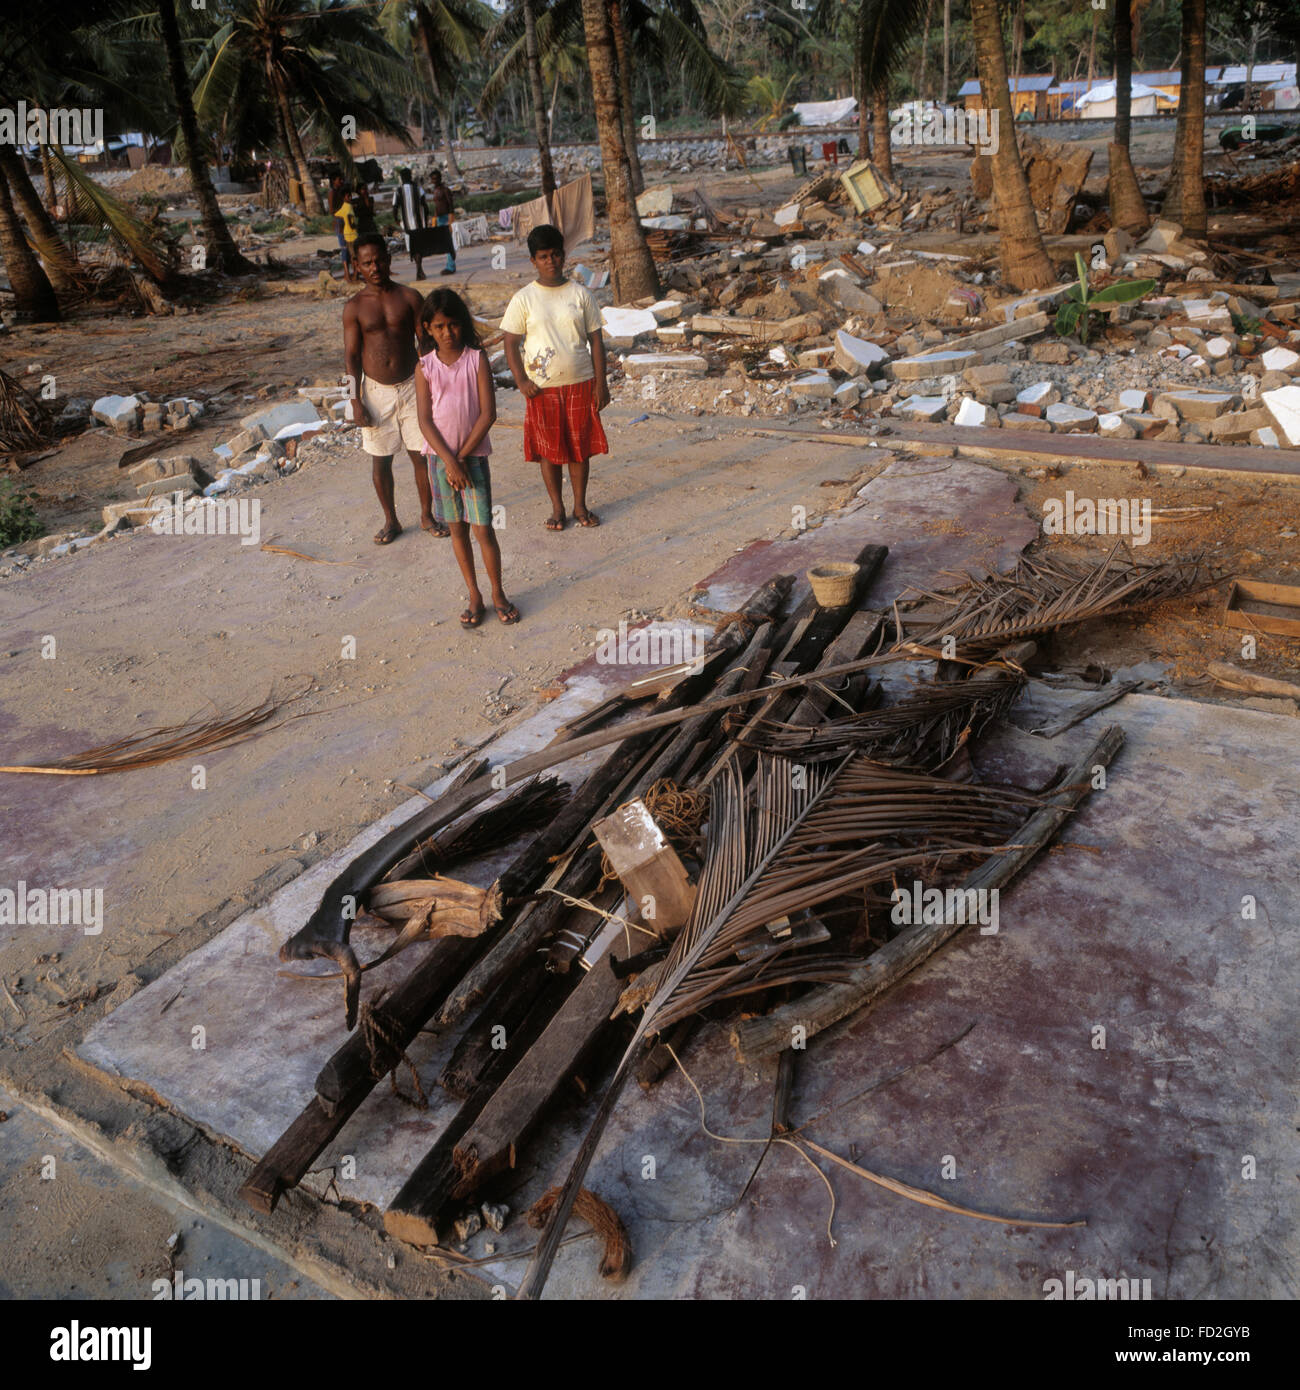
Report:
600,195,1300,448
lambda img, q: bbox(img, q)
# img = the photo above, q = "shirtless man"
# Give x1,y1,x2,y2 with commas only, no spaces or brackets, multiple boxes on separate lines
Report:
343,234,447,544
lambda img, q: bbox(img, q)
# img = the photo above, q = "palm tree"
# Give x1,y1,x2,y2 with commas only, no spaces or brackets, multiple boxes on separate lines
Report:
969,0,1055,289
1108,0,1150,235
157,0,256,275
524,0,559,201
0,163,60,321
1162,0,1207,238
195,1,417,216
0,146,79,294
854,0,930,179
397,0,491,180
581,0,660,300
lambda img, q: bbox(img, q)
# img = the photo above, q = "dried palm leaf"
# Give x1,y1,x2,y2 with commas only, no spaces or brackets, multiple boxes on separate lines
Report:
897,542,1225,656
519,752,1044,1296
0,688,313,776
384,775,570,881
726,667,1027,767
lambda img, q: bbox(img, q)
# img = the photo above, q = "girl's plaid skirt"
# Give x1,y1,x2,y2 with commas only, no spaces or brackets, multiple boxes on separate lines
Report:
523,379,608,464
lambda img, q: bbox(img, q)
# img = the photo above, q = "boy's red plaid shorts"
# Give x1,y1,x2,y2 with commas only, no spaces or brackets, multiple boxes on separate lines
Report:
523,379,608,465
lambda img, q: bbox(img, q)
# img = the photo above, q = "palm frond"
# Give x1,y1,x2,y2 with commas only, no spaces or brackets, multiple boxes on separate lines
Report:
655,7,747,118
856,0,932,95
898,543,1226,657
47,147,174,284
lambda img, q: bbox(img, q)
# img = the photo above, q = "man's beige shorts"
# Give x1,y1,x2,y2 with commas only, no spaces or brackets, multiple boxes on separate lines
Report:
359,375,423,457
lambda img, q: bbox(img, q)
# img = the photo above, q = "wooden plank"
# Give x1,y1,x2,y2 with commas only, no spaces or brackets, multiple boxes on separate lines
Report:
450,939,631,1196
239,1098,353,1215
731,724,1125,1063
385,970,575,1246
1223,579,1300,637
937,311,1049,353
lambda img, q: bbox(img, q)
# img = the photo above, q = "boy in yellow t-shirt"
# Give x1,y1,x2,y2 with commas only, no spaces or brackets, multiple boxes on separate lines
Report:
334,189,359,283
500,224,608,530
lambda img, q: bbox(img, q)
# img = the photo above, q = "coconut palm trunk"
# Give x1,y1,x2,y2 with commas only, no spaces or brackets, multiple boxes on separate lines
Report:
0,162,60,321
0,145,78,293
872,86,894,178
157,0,255,274
580,0,659,301
40,144,58,216
413,9,463,179
1162,0,1207,238
269,68,326,215
970,0,1055,289
1108,0,1150,234
857,56,870,158
522,0,557,202
607,0,645,196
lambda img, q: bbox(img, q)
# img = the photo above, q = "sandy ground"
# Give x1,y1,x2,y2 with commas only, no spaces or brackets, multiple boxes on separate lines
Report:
1,144,1297,1298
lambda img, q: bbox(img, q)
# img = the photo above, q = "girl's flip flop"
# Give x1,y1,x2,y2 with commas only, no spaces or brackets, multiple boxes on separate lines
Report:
460,605,484,628
495,602,520,625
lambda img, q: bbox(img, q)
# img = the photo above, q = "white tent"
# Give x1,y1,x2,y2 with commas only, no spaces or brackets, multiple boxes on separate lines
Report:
1074,80,1168,118
1266,81,1300,111
793,98,858,127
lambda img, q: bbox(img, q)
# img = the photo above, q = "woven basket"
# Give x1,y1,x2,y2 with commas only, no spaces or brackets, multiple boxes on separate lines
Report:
807,562,860,608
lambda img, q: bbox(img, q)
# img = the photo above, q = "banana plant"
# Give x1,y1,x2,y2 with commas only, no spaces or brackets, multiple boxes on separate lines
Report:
1055,251,1155,346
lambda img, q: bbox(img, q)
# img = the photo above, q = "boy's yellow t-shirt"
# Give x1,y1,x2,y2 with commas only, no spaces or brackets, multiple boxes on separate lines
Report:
499,279,601,388
337,202,358,243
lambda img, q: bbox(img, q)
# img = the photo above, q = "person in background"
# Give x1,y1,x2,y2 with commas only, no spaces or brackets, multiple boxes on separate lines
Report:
392,167,429,281
333,187,359,283
353,180,378,238
329,173,351,277
429,169,456,277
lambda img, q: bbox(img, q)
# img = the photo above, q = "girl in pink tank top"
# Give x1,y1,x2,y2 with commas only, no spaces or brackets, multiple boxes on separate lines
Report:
414,290,517,626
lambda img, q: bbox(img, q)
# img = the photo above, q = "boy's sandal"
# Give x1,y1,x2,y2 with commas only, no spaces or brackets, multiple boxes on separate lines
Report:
422,518,451,538
573,510,601,528
495,602,520,625
374,521,402,545
460,604,484,628
544,514,566,531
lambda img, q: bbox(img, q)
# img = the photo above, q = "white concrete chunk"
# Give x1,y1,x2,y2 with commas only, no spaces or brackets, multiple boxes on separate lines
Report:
1261,346,1300,375
1262,385,1300,446
601,306,659,338
1017,380,1060,408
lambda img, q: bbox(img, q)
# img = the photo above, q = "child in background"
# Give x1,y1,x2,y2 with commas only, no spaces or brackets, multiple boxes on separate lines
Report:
500,224,608,531
414,289,518,627
334,188,359,283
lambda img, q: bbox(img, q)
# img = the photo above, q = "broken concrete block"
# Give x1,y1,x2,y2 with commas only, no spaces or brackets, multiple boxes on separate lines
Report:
963,363,1010,388
796,346,836,369
624,353,709,378
1118,388,1151,412
1262,385,1300,446
136,472,200,499
1157,389,1238,422
773,202,801,227
237,401,322,439
602,306,659,340
1211,408,1272,442
635,185,674,218
91,394,142,431
833,380,861,406
895,394,949,421
1139,219,1183,253
1251,426,1281,447
1261,346,1300,375
1103,227,1135,261
101,498,160,528
1181,299,1233,333
1002,412,1053,432
1124,412,1174,439
819,268,882,315
1017,381,1061,410
1204,336,1236,361
791,371,837,400
1030,342,1072,365
954,398,995,427
893,349,978,381
1096,413,1133,439
832,330,888,376
1045,402,1098,432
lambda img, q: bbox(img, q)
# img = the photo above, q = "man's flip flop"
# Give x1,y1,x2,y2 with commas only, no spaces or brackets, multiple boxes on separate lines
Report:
374,522,402,545
544,515,566,531
573,510,601,528
460,605,484,628
422,519,450,539
495,602,520,625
